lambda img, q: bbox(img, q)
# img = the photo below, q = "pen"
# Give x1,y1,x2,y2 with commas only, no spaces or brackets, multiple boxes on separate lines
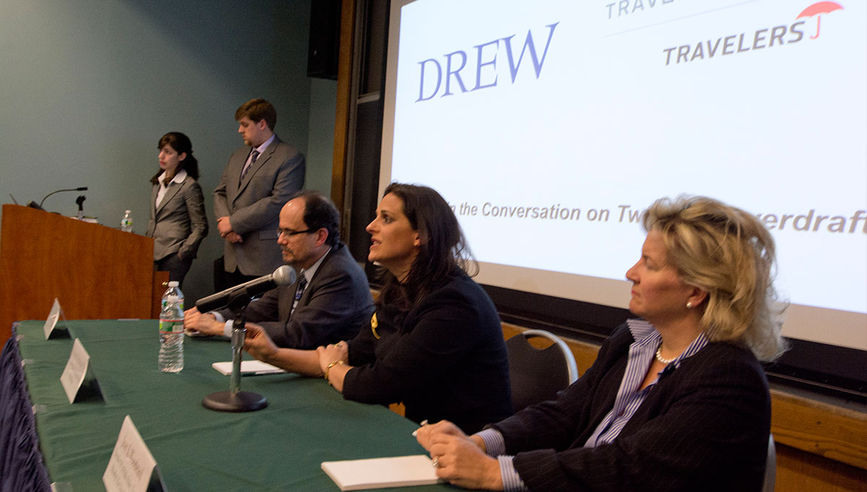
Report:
411,419,429,437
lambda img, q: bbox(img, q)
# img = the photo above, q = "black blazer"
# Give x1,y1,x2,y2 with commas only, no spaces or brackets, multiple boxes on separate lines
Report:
344,271,513,434
494,323,770,492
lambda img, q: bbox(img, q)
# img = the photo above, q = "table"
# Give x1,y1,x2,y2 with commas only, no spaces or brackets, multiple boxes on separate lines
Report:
2,320,452,491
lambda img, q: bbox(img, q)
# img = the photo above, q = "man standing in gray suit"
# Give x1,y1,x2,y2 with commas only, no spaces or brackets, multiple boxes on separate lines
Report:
184,191,373,349
214,98,305,289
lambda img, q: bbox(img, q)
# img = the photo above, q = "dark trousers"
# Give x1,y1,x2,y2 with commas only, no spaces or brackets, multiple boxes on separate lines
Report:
154,254,193,289
213,257,258,292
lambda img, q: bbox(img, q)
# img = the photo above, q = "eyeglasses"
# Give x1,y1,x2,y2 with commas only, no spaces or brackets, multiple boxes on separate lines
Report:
277,228,316,238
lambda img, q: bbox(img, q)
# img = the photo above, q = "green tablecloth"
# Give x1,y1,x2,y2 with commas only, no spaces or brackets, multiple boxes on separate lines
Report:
16,320,451,491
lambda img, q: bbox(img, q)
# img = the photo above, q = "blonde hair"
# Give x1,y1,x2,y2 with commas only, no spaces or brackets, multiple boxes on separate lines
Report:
643,196,787,361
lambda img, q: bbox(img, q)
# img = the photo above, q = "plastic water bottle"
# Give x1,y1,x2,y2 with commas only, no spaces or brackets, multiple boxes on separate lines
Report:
120,210,134,232
158,281,184,372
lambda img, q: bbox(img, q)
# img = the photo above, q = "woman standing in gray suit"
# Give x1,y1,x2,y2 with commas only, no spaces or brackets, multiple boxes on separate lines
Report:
145,132,209,287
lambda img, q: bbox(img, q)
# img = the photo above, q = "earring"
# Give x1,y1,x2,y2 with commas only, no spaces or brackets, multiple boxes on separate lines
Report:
686,301,693,309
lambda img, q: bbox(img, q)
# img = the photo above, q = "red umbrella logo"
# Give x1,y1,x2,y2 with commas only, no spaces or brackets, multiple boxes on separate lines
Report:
797,2,844,39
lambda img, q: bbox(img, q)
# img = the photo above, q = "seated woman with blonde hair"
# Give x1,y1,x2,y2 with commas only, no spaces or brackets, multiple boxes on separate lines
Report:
417,195,787,491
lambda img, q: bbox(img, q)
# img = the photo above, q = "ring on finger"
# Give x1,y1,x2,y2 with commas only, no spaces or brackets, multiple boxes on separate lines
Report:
432,457,439,468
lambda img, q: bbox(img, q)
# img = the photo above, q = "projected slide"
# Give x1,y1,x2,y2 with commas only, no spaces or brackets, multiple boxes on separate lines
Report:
382,0,866,349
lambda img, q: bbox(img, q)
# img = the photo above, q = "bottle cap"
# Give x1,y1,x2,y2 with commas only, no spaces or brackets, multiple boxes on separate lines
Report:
168,281,179,287
125,210,131,213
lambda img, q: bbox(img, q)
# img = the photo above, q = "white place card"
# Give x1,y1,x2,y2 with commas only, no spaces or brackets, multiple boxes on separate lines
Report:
50,482,73,492
103,416,165,492
60,339,90,404
321,455,440,491
43,298,65,340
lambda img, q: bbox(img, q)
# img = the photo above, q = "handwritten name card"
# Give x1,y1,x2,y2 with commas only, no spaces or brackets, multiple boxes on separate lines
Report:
59,339,90,404
103,416,164,492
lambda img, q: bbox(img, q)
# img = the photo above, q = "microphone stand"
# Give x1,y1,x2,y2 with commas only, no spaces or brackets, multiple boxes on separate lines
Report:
39,187,88,209
75,195,86,220
202,298,269,412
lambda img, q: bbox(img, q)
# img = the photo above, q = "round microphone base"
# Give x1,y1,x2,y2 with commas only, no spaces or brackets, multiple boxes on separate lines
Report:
202,391,268,412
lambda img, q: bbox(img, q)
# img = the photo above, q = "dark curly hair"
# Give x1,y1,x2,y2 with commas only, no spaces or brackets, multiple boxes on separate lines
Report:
150,132,199,184
376,183,476,310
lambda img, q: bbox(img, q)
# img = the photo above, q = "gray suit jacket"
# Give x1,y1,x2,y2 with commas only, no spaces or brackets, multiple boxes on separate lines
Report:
213,136,305,276
216,242,373,349
145,176,209,261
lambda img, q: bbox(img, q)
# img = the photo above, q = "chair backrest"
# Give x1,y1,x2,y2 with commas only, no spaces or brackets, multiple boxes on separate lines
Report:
763,434,776,492
506,329,579,412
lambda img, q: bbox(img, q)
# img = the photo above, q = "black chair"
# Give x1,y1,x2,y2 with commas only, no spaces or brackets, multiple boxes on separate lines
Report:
506,329,579,412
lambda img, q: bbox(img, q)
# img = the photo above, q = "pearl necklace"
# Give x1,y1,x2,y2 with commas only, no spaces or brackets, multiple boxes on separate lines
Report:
655,346,676,365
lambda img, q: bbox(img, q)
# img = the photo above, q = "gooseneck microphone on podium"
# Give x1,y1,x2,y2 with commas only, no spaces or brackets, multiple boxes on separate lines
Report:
200,265,296,413
28,187,89,210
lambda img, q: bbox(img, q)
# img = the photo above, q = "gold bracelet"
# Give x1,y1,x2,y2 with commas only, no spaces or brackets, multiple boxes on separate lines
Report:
324,360,345,386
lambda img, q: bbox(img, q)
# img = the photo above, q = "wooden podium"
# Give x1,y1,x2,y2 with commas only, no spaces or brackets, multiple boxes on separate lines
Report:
0,205,166,343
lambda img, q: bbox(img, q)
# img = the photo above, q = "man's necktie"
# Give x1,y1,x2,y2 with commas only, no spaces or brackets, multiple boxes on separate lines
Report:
290,275,308,317
240,149,260,181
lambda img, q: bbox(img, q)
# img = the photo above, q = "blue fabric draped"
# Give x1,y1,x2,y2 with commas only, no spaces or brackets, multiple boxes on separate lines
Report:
0,325,52,492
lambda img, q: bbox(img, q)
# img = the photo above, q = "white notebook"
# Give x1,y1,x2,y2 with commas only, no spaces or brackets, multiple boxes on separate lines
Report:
321,455,440,491
211,360,286,376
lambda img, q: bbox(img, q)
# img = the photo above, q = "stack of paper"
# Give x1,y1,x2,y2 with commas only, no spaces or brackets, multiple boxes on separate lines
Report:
321,455,440,491
211,360,286,376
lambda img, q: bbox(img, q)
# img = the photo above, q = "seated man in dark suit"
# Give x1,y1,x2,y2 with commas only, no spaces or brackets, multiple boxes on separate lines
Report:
185,190,373,349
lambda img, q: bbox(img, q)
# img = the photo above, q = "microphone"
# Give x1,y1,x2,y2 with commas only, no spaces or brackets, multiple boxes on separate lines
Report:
196,265,296,313
75,195,86,220
31,187,89,209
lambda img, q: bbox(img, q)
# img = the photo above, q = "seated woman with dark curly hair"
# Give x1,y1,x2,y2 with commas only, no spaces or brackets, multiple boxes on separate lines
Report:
243,183,513,433
417,195,787,491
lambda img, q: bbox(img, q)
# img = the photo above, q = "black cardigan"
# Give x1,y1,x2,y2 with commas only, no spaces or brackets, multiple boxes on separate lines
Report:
344,271,513,434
